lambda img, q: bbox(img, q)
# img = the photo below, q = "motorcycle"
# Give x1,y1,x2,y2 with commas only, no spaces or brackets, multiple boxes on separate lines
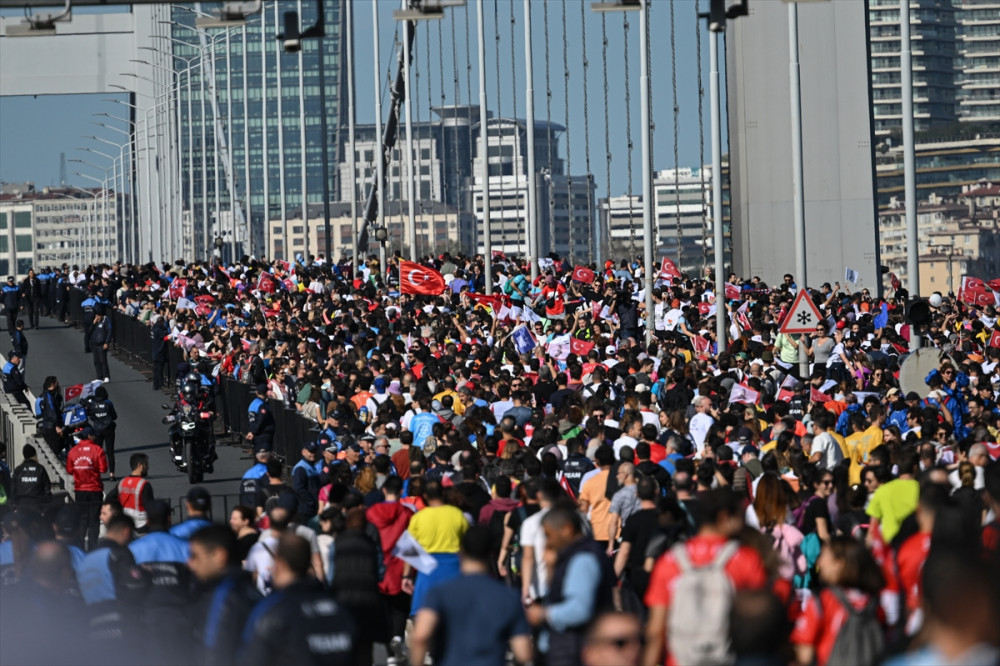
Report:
162,403,215,484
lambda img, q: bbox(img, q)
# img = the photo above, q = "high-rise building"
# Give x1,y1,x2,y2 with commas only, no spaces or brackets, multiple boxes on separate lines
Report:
869,0,959,137
468,117,595,261
169,2,346,258
600,167,729,275
0,184,119,274
955,0,1000,124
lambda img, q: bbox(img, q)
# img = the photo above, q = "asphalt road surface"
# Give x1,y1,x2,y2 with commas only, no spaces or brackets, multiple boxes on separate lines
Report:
15,316,252,517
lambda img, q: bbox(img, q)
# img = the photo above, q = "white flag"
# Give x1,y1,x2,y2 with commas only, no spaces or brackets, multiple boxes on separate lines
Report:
844,267,860,284
728,384,760,405
392,531,438,575
176,297,197,311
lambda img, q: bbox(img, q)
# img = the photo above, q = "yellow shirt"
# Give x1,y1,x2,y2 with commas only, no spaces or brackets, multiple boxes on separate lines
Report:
761,439,777,453
433,388,466,415
847,425,884,486
831,432,850,458
408,504,469,554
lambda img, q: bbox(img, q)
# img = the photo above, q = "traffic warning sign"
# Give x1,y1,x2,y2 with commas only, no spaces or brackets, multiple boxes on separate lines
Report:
779,290,824,335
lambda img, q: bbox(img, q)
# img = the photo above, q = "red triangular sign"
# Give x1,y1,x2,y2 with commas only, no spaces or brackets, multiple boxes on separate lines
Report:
779,290,824,335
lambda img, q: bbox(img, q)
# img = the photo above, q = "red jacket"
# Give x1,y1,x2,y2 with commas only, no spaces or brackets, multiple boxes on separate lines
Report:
66,440,108,493
365,500,413,596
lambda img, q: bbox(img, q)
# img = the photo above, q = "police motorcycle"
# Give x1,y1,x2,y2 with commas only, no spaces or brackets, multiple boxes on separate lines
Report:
162,375,216,483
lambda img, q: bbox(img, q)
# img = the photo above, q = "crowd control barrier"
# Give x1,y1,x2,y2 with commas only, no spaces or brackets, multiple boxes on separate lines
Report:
61,297,314,467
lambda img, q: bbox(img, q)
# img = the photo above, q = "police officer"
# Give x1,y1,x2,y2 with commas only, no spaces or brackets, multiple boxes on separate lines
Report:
37,375,66,457
246,383,275,454
291,440,325,522
76,513,149,658
237,534,357,665
20,269,41,330
1,352,29,409
150,314,169,390
84,385,118,478
11,444,52,506
1,276,19,334
54,267,69,323
91,308,112,382
106,453,153,532
81,290,97,352
188,524,261,666
170,487,213,540
129,499,196,663
9,319,27,374
239,450,272,508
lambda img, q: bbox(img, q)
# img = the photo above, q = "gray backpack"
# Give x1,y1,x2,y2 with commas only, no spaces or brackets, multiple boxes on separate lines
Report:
826,586,884,666
667,540,739,666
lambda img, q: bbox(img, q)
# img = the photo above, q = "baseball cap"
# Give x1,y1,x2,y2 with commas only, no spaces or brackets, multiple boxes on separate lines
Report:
186,486,212,512
255,383,268,395
741,444,760,458
904,391,922,402
373,376,388,392
886,388,900,398
303,440,322,455
422,436,438,457
346,443,364,454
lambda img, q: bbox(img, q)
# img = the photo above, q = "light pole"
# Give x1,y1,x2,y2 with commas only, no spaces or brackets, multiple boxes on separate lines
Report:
91,120,136,263
70,167,108,266
524,0,538,280
66,185,100,266
478,0,493,294
901,0,919,350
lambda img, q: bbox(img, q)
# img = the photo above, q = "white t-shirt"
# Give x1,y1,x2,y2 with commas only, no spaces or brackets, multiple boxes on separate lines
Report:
689,413,715,453
245,532,279,595
520,507,551,601
613,435,639,458
811,431,844,470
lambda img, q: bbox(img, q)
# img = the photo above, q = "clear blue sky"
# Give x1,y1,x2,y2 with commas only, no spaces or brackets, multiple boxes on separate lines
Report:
0,0,727,199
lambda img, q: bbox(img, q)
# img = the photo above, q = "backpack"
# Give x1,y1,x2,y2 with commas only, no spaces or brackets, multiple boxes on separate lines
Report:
791,495,818,532
667,541,739,666
507,506,528,580
826,586,885,666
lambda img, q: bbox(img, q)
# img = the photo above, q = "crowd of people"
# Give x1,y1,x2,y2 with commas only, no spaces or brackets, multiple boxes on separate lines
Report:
1,250,1000,666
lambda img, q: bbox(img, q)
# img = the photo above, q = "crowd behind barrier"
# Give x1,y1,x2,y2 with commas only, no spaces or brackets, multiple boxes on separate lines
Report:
68,295,313,468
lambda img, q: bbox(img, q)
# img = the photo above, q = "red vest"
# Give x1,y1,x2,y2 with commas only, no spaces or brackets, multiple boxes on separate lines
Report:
118,476,149,528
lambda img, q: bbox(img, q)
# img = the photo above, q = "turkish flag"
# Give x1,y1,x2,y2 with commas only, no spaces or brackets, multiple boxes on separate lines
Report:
890,273,901,292
257,273,276,294
399,260,446,296
195,304,212,317
570,338,595,356
468,292,504,310
168,278,187,300
776,388,794,403
692,335,712,356
988,279,1000,293
989,330,1000,349
810,388,831,403
724,283,741,300
571,265,596,284
660,257,681,281
194,294,215,305
64,384,84,403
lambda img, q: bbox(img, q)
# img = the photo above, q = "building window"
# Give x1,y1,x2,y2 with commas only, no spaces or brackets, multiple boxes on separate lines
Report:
15,235,32,253
292,226,304,234
16,259,31,276
14,212,31,228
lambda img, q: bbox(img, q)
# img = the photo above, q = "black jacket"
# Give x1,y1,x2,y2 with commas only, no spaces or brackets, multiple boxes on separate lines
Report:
20,277,41,302
90,317,112,346
194,569,261,666
239,578,357,666
330,529,386,644
1,284,20,311
150,319,168,361
546,537,615,666
11,459,52,504
10,329,27,358
84,397,117,433
37,389,63,430
1,363,27,394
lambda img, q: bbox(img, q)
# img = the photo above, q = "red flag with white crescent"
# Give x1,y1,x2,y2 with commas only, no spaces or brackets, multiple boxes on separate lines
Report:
399,260,446,296
724,283,741,300
571,265,596,285
570,338,595,357
64,384,84,403
989,330,1000,349
660,257,681,281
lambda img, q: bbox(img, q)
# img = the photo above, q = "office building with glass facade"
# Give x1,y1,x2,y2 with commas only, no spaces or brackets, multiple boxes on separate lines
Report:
168,1,345,258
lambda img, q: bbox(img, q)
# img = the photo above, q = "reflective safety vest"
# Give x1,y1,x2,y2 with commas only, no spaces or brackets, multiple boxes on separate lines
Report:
118,476,149,529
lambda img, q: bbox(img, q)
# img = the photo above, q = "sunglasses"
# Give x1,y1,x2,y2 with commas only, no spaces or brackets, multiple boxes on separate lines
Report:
592,635,644,649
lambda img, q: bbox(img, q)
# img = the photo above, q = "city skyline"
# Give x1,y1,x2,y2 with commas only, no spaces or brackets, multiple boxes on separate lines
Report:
0,0,724,208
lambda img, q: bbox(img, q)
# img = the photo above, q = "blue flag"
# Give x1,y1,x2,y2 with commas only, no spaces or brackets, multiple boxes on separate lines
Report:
512,326,537,356
873,302,888,330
